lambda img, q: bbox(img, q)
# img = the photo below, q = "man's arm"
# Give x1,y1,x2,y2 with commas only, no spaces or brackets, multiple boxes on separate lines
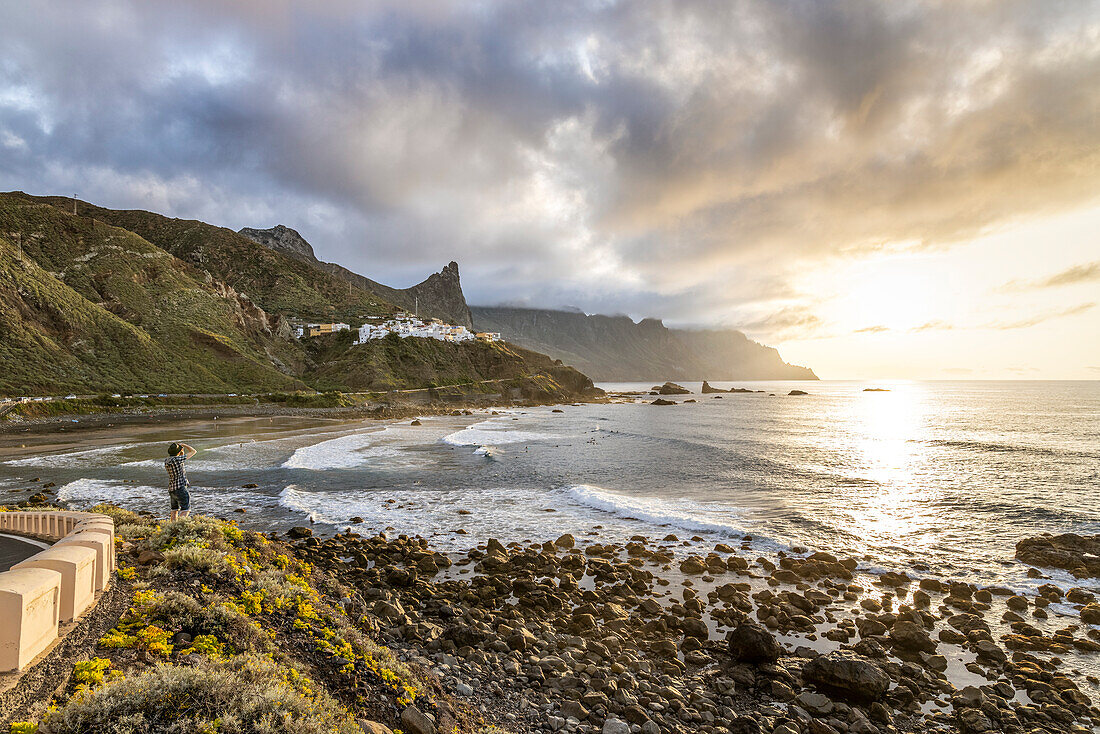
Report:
180,443,197,459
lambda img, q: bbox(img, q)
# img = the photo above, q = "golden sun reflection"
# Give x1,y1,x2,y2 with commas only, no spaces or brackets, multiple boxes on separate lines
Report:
846,384,934,551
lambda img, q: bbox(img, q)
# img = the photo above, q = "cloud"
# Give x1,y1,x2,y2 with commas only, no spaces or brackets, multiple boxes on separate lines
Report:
854,325,889,334
0,0,1098,336
988,301,1095,330
998,261,1100,292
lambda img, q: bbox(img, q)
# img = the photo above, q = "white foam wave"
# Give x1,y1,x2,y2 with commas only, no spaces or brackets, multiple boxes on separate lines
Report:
564,484,748,537
281,428,399,470
59,477,280,516
442,427,557,448
5,444,138,468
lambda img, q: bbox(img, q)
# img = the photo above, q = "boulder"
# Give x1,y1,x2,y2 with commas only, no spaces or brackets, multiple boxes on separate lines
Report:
889,620,937,653
287,526,313,539
651,398,676,406
658,381,691,395
1015,533,1100,577
803,650,890,700
788,389,809,396
400,705,436,734
727,622,782,663
359,722,395,734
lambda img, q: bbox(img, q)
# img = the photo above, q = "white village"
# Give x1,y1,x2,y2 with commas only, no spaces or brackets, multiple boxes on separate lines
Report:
292,313,500,345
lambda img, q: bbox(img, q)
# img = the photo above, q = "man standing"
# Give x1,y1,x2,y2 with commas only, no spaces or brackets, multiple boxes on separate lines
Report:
165,442,196,521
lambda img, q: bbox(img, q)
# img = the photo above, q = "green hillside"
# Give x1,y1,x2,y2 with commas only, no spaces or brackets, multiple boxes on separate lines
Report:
22,193,395,322
0,195,306,395
0,192,600,401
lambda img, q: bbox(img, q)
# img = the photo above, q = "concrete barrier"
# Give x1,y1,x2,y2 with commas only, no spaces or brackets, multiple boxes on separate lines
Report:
0,510,115,672
53,534,112,590
0,568,61,672
14,545,97,622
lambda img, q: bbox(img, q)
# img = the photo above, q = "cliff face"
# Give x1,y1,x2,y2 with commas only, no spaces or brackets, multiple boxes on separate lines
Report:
470,306,817,381
238,226,473,328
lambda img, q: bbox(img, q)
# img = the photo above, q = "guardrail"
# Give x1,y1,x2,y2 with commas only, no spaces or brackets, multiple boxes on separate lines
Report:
0,511,116,672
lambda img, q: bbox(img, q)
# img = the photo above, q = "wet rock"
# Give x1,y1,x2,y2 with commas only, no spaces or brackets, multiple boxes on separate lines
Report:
889,620,936,653
788,390,808,396
651,398,677,406
803,651,890,700
701,381,725,394
1080,603,1100,625
1015,533,1100,577
287,526,313,539
727,621,782,663
680,556,707,575
658,382,691,395
554,533,576,549
956,707,993,733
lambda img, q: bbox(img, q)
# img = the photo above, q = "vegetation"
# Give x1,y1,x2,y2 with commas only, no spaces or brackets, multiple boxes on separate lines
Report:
0,192,598,403
5,505,468,734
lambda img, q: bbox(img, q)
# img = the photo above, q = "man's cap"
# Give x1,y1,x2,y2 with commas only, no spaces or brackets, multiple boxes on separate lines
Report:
168,443,182,456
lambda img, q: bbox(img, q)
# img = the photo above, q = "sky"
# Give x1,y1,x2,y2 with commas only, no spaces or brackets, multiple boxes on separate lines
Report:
0,1,1097,379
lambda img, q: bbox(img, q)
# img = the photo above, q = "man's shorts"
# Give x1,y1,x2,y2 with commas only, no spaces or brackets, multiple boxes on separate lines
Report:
169,487,191,511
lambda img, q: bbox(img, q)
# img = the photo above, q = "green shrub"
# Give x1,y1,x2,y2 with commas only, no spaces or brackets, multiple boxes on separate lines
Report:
90,504,145,526
45,655,363,734
162,545,231,575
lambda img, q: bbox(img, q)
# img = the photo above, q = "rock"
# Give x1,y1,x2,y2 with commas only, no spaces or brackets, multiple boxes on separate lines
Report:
400,705,436,734
554,533,576,549
682,617,709,639
1015,533,1100,577
956,708,993,733
359,721,395,734
240,483,259,488
1080,603,1100,624
788,390,809,396
602,719,630,734
889,620,936,653
796,691,835,715
350,516,364,523
658,381,691,395
679,556,707,575
651,398,677,406
561,700,589,721
803,650,890,700
137,550,164,565
727,717,761,734
701,381,724,394
454,682,473,696
411,419,422,425
727,622,782,663
287,526,313,539
641,721,660,734
28,492,48,504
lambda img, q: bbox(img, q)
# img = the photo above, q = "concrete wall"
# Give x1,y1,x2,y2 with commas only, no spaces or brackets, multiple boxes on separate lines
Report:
0,510,115,672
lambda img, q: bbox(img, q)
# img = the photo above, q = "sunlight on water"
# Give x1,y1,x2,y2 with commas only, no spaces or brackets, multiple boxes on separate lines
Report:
846,384,936,556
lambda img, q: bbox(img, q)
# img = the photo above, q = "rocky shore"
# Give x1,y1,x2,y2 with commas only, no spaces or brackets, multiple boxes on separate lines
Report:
4,501,1099,734
290,525,1100,734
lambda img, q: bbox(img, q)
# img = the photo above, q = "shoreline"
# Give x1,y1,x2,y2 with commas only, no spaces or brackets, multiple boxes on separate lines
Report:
8,501,1097,734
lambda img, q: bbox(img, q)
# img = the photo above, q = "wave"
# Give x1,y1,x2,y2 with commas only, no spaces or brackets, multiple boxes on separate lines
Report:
919,438,1095,459
564,484,749,537
281,428,409,470
441,419,559,448
5,444,138,468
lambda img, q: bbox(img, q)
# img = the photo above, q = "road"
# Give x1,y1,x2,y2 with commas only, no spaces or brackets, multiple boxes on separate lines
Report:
0,533,47,572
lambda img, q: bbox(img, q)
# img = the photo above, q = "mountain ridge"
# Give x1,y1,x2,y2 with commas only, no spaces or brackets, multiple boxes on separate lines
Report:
238,225,473,328
470,306,817,381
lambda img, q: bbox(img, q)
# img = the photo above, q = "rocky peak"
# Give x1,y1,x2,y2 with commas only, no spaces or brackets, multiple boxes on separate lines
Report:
238,225,318,263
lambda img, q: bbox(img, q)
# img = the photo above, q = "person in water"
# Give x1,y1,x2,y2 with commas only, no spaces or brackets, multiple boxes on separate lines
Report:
164,442,196,521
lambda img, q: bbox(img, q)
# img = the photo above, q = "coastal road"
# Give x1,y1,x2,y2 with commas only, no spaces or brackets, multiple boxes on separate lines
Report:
0,533,48,571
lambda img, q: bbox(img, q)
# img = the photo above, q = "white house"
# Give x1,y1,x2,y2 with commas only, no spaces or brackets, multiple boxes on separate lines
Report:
355,315,481,344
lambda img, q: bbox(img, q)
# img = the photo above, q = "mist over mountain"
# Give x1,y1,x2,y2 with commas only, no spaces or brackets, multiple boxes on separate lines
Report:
471,306,817,381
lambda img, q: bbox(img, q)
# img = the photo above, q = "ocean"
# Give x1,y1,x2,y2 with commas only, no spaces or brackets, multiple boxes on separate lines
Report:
3,380,1098,595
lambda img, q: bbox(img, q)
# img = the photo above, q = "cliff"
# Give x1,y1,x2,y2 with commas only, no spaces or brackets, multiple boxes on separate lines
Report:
238,225,473,328
470,306,817,381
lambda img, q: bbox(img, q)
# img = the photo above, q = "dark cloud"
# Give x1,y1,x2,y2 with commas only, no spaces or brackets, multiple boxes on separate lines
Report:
0,0,1098,332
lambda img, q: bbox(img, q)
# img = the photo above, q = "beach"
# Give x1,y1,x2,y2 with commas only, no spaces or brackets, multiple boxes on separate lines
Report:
2,380,1099,732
